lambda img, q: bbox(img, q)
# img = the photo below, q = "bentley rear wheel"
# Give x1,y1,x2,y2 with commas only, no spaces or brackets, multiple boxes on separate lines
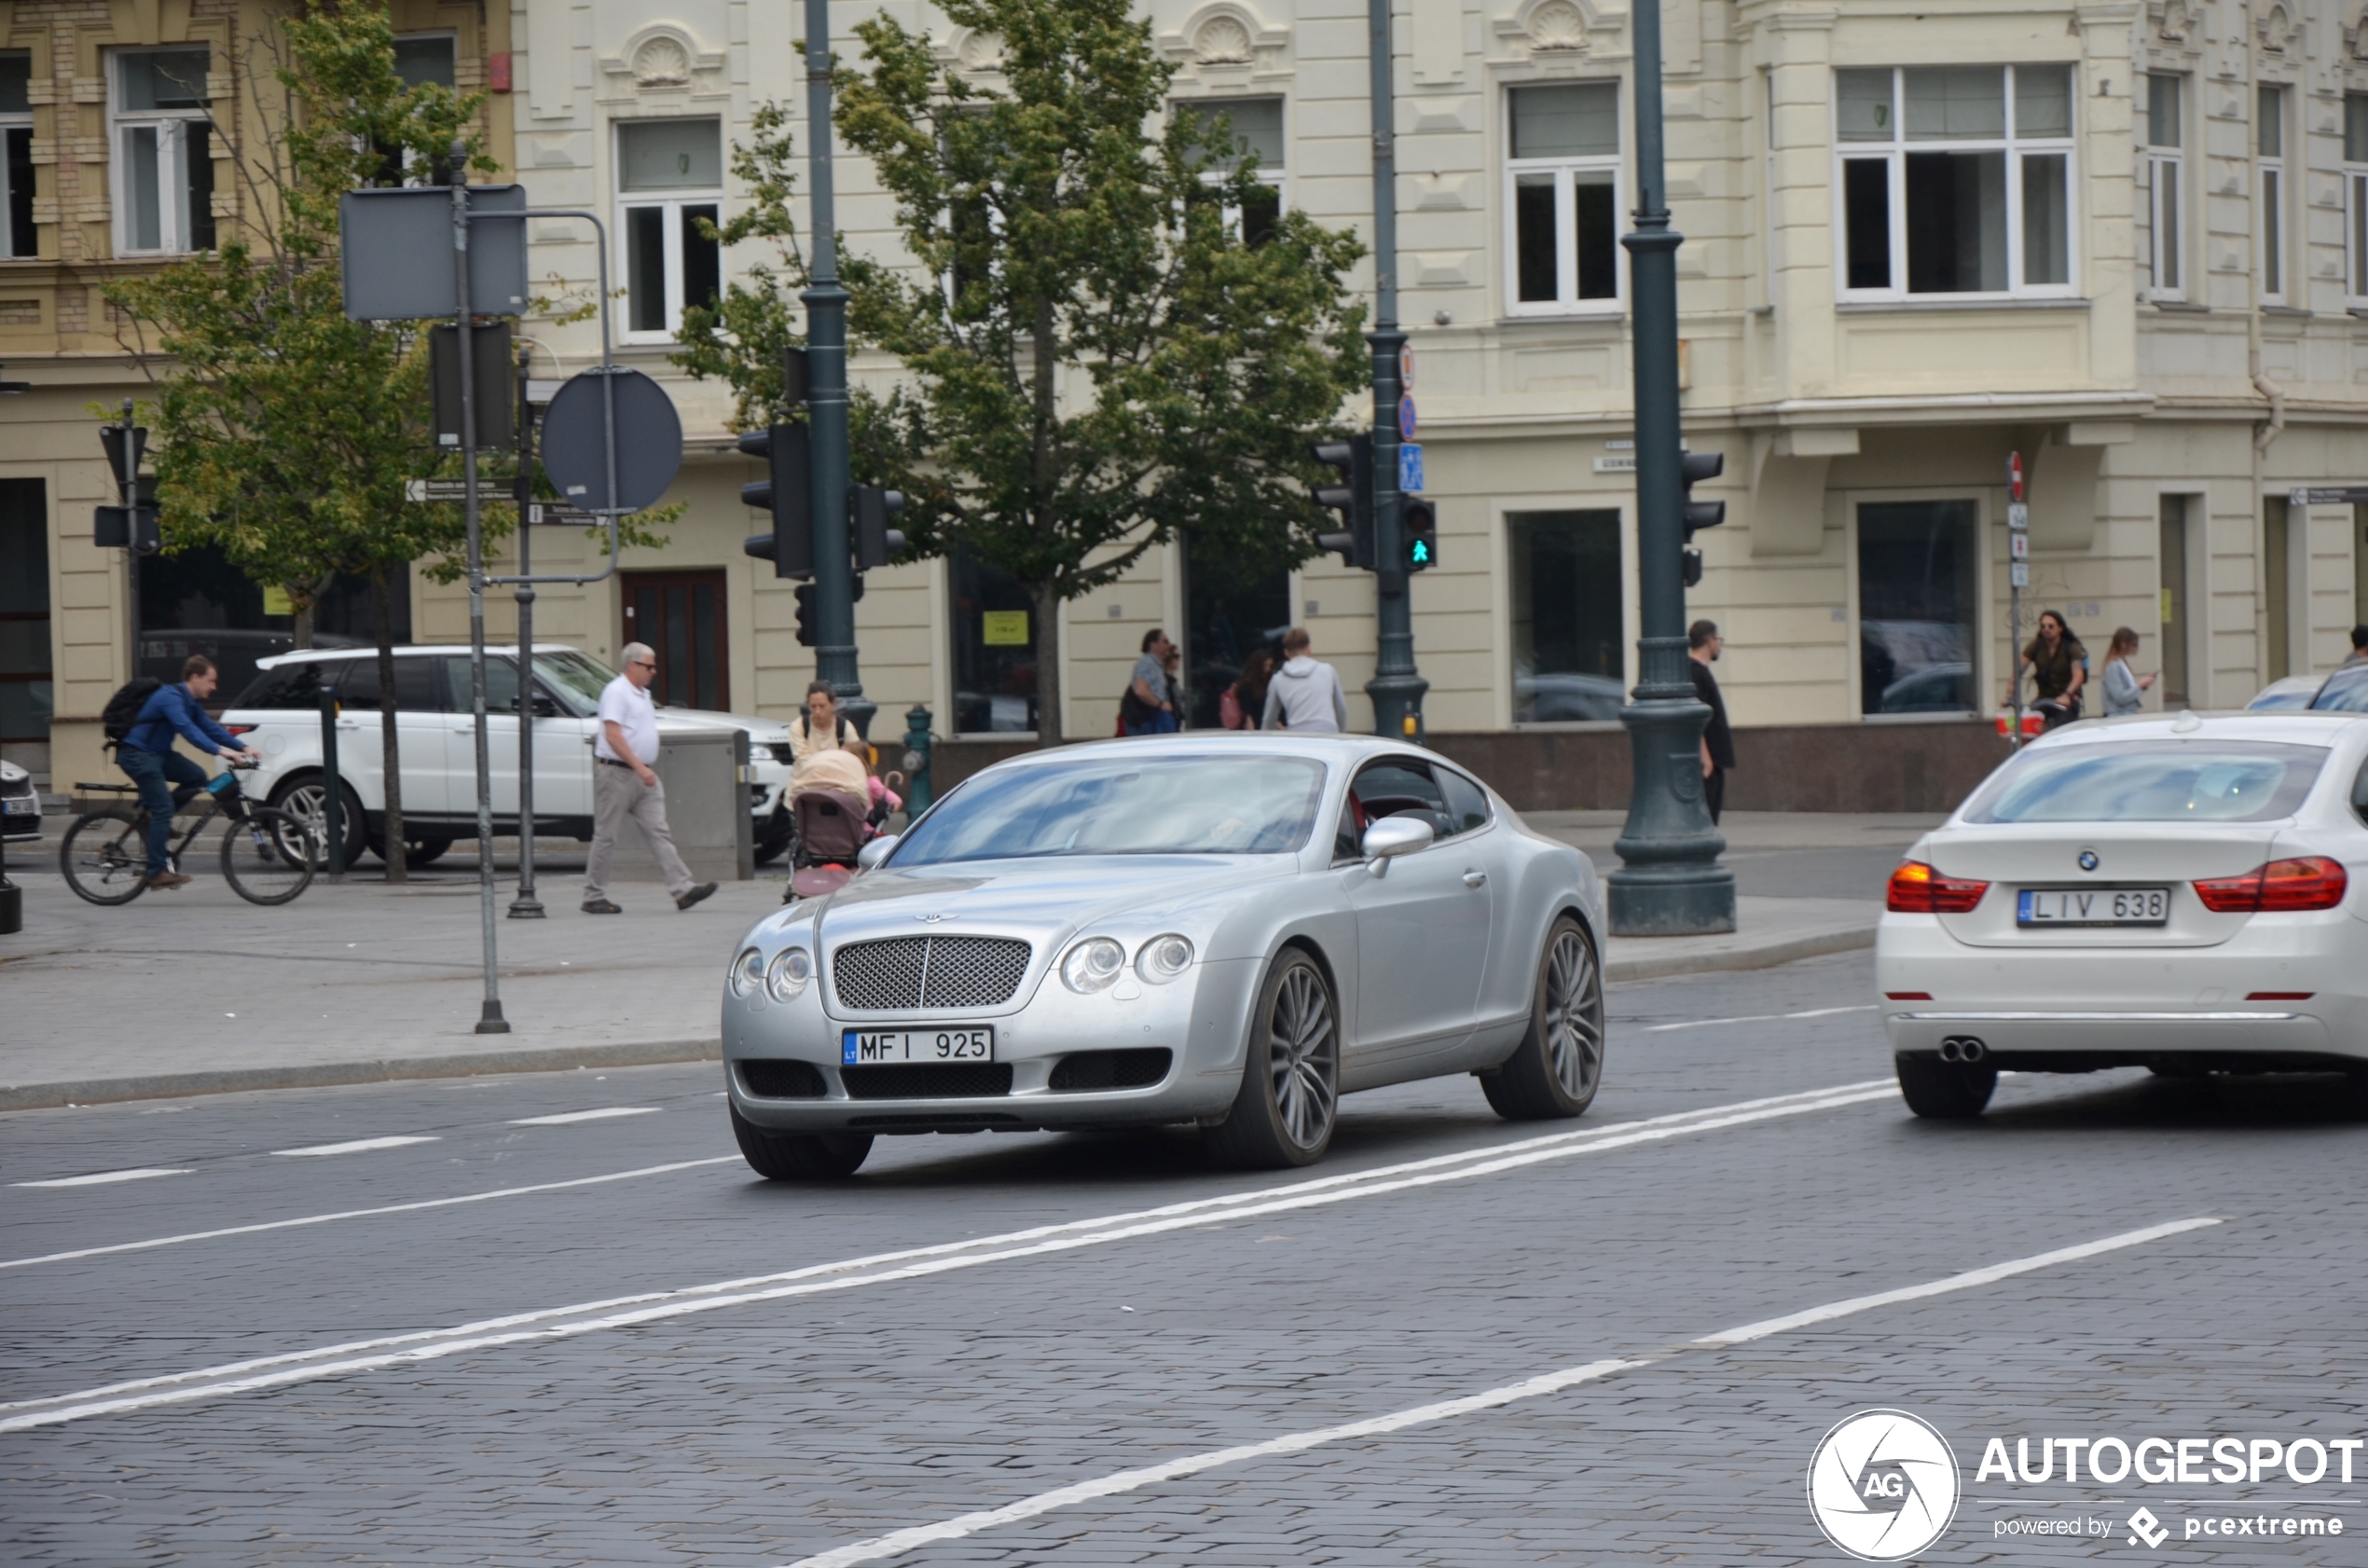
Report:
1205,950,1339,1169
1481,916,1604,1121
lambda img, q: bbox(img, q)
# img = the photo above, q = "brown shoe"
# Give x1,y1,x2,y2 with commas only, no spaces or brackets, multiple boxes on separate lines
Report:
146,871,192,890
675,882,718,911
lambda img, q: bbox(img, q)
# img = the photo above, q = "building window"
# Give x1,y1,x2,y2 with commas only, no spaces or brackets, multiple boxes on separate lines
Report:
616,119,722,339
112,47,213,256
1180,532,1288,730
2158,493,2193,708
2144,74,2184,301
1835,65,2075,299
2258,85,2286,305
1505,82,1620,314
1509,510,1625,723
0,479,49,759
0,54,32,258
1177,98,1285,246
375,35,457,186
950,543,1037,736
2346,93,2368,308
1857,501,1976,716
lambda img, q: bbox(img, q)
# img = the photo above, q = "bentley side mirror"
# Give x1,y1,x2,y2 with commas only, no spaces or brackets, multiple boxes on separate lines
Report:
1360,816,1434,876
857,835,899,872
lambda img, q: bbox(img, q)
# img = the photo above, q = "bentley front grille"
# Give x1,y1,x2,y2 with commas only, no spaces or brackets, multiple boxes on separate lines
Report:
830,936,1032,1011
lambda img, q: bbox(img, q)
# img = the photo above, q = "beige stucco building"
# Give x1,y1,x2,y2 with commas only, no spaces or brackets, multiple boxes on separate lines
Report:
9,0,2368,807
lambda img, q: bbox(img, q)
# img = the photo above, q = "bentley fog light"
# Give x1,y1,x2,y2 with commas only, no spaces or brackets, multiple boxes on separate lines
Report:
1136,934,1194,983
729,947,764,998
1061,937,1127,993
765,945,814,1002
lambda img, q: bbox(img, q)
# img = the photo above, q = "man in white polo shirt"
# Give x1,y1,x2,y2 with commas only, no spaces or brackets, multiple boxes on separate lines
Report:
584,641,717,915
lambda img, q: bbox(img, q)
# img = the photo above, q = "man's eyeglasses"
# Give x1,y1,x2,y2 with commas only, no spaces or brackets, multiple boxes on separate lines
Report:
629,659,656,669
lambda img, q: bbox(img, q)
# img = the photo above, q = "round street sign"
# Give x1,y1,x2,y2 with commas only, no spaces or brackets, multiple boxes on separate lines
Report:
1397,393,1418,442
1398,340,1414,391
539,367,682,515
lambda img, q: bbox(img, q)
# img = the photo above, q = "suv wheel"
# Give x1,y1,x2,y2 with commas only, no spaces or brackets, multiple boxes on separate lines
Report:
271,776,367,868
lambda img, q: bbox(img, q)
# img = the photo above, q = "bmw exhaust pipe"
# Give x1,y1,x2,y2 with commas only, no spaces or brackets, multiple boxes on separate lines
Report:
1938,1037,1987,1064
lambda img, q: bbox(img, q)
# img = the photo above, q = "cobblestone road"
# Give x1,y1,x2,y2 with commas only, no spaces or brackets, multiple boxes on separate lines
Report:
4,951,2362,1565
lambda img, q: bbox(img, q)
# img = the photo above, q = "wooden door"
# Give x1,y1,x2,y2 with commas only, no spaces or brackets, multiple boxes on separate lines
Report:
622,570,730,712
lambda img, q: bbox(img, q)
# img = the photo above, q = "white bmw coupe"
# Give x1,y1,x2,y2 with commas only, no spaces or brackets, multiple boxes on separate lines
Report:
1878,711,2367,1117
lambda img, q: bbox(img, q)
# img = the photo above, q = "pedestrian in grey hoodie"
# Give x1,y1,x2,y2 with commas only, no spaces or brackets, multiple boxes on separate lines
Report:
1260,627,1349,732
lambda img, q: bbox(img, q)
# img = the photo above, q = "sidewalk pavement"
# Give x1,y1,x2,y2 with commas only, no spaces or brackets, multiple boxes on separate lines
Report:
0,811,1938,1110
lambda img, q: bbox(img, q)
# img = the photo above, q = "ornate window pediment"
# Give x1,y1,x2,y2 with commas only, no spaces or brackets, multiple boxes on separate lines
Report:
599,24,723,95
1492,0,1630,62
1157,4,1289,75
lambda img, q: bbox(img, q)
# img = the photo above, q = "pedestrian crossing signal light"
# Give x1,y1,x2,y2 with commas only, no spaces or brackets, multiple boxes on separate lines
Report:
1309,434,1375,571
1402,499,1437,573
1679,449,1724,591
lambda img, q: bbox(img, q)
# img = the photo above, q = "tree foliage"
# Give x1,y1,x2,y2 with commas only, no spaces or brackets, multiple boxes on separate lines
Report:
833,0,1369,744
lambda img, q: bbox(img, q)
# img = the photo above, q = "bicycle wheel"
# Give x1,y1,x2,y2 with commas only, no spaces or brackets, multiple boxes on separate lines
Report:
220,806,319,905
61,809,152,905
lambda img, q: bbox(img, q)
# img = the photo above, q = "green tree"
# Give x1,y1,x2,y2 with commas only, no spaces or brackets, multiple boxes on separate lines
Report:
110,5,502,877
835,0,1369,745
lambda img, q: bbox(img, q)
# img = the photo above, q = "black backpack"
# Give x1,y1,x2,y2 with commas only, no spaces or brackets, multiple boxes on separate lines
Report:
102,677,165,749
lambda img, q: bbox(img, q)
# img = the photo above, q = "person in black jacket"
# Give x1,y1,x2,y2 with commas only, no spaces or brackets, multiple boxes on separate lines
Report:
1687,620,1736,825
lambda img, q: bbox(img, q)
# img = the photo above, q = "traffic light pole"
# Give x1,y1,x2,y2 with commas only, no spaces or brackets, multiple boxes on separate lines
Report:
802,0,870,738
1362,0,1425,739
1607,0,1734,936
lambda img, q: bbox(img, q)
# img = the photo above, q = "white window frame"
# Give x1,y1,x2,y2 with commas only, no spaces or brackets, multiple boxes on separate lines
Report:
2144,74,2185,303
1831,65,2079,304
110,46,213,258
0,53,32,260
2257,83,2287,306
1176,97,1287,247
613,118,723,344
2346,92,2368,310
379,33,458,186
1503,81,1624,318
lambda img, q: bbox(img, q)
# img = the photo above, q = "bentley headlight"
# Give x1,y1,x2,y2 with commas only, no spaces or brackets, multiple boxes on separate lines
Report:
1061,937,1127,993
765,946,814,1002
1136,934,1194,983
729,947,764,998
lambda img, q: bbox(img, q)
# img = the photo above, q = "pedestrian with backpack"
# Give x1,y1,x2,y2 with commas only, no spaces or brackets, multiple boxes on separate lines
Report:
111,655,259,890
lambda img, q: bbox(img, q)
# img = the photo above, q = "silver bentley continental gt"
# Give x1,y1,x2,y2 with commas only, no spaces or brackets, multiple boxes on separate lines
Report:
720,735,1607,1178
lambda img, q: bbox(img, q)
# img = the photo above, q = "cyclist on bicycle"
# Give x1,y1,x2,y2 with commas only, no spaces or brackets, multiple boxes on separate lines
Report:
118,654,259,890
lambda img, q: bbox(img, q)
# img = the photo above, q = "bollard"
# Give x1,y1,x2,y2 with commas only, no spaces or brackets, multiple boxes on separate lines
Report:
901,704,934,817
318,689,345,879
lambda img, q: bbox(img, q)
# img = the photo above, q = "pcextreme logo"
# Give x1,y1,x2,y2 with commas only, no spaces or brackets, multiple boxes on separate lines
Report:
1808,1409,1962,1561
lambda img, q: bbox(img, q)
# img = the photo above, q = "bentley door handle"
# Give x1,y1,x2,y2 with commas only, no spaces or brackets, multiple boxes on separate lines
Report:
1463,871,1487,888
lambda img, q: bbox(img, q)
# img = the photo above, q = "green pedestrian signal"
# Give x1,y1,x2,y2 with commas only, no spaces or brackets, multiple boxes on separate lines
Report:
1401,499,1438,573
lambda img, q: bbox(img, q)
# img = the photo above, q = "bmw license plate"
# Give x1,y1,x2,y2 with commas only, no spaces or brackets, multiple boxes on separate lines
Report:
842,1027,995,1065
2017,887,2170,927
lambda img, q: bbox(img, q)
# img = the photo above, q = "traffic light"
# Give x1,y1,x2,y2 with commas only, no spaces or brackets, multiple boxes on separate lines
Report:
739,421,812,578
1309,434,1374,570
852,485,905,571
95,422,158,553
1401,498,1438,573
793,583,819,647
1679,449,1725,590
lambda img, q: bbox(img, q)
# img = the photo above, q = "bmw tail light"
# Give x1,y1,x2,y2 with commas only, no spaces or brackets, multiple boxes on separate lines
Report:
1886,860,1989,915
2193,857,2348,914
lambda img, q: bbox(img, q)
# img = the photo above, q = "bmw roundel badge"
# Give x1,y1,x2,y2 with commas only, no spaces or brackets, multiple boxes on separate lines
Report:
2076,849,2100,872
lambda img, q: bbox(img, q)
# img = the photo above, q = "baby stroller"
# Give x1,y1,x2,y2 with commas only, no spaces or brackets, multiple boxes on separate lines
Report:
785,786,872,902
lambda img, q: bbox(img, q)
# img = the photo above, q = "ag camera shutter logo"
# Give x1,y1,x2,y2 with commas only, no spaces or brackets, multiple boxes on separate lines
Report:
1808,1410,1962,1561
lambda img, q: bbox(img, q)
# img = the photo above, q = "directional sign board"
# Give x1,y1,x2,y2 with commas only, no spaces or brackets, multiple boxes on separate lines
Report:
1398,442,1425,495
2290,487,2368,507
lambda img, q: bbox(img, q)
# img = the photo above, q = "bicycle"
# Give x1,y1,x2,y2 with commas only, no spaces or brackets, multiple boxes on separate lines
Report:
61,759,321,906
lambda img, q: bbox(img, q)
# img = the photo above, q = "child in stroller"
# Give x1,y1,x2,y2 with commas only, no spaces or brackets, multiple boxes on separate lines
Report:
784,741,904,901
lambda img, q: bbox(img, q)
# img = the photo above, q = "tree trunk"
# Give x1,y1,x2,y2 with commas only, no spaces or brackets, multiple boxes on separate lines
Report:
371,565,406,884
1031,578,1063,749
290,571,335,651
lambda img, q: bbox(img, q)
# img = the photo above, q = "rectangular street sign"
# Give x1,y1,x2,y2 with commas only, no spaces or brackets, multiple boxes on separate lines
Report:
528,502,599,526
406,479,471,502
2289,486,2368,507
1398,442,1424,494
2007,502,2029,530
2010,532,2029,559
339,185,529,321
2010,560,2030,587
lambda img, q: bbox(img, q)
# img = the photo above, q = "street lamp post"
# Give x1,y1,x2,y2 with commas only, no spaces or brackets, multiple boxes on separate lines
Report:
802,0,872,739
1607,0,1735,936
1361,0,1425,738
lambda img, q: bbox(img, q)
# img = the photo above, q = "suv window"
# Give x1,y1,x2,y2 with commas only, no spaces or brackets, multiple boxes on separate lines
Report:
1436,768,1492,836
339,657,445,712
445,654,518,713
1334,758,1452,860
231,661,337,710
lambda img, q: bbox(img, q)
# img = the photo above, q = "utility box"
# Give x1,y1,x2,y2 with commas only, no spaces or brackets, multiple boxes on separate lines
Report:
649,728,754,885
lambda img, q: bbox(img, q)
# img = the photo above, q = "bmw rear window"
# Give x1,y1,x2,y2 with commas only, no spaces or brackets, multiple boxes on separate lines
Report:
1961,740,2329,824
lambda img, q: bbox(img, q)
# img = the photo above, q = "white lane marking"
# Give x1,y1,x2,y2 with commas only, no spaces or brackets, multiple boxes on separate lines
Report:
1643,1004,1879,1034
10,1168,192,1190
0,1158,740,1273
1693,1216,2223,1346
0,1080,1893,1433
778,1216,2223,1568
268,1136,440,1158
506,1107,662,1126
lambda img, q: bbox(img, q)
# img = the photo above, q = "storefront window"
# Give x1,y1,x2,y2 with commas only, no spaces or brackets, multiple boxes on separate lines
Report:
951,543,1037,735
1509,510,1625,723
1182,534,1289,730
1857,501,1976,715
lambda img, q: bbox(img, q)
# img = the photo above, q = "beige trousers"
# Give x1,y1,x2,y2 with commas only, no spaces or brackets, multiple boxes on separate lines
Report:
585,763,695,901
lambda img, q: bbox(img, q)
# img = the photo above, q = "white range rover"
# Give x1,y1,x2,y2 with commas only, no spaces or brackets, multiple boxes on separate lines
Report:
221,645,798,867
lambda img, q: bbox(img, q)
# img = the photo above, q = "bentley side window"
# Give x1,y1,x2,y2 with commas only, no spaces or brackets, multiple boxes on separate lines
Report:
1436,768,1493,837
1337,760,1453,859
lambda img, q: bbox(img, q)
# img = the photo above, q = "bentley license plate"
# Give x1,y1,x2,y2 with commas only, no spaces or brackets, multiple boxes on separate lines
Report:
842,1027,995,1065
2017,887,2170,927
